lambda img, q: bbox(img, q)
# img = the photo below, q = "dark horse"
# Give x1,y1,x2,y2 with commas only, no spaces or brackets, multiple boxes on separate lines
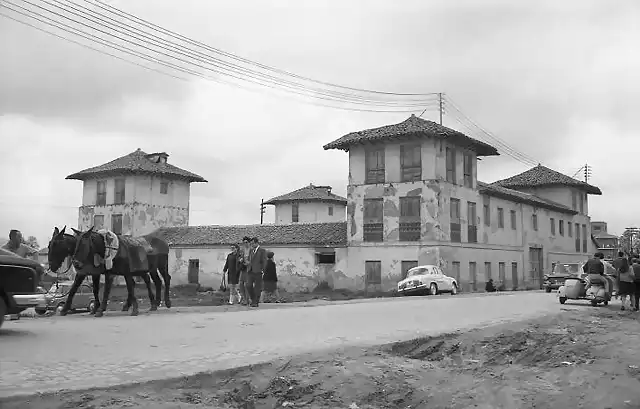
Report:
48,226,161,316
71,226,172,317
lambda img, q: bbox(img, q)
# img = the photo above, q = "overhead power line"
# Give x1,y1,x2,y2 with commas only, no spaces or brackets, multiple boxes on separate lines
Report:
0,0,441,113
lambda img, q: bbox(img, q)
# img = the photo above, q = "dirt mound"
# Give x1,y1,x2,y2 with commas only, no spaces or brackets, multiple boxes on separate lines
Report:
390,322,596,369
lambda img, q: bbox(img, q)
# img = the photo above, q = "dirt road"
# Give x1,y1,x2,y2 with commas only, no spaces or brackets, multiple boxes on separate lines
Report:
0,292,559,399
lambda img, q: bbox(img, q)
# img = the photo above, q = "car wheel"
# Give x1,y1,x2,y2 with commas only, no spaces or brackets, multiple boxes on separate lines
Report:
56,303,66,315
451,283,458,295
88,300,96,313
0,297,6,328
604,301,609,306
559,296,567,304
429,283,438,296
35,308,47,316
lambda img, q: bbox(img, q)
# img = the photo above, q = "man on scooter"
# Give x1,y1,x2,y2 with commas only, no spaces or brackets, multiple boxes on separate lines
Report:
583,252,607,292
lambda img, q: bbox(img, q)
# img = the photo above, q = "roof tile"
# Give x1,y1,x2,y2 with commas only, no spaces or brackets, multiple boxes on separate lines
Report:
264,184,347,205
323,115,499,156
66,149,207,183
152,222,347,247
493,165,601,195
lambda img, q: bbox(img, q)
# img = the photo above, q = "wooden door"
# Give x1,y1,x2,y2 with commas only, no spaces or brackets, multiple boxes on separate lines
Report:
529,247,543,289
469,262,477,291
511,262,519,290
187,259,200,284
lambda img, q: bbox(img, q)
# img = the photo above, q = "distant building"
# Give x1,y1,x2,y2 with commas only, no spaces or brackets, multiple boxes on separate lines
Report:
264,184,347,224
591,221,619,259
66,149,207,236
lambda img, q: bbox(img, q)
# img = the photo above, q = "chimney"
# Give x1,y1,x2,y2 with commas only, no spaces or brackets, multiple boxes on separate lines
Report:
146,152,169,164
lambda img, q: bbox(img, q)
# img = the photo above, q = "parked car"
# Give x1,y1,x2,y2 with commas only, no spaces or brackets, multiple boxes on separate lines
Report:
397,264,459,296
35,281,97,315
0,253,47,328
543,262,584,292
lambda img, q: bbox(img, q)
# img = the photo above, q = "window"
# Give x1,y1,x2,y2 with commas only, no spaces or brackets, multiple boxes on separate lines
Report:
484,262,492,282
559,220,564,236
188,259,199,284
579,195,584,214
160,181,168,194
111,214,123,235
572,191,577,210
363,198,384,242
315,251,336,264
292,203,299,223
469,262,477,292
467,202,477,243
568,222,573,237
532,214,538,231
400,144,421,182
401,260,419,279
483,203,490,227
365,261,382,285
96,181,106,206
93,215,104,229
575,223,581,252
446,147,456,184
451,261,461,283
450,198,461,243
582,224,587,253
497,208,504,229
114,178,125,204
510,210,517,230
399,196,421,241
550,218,555,235
499,262,506,283
365,147,385,184
328,206,334,216
463,153,473,188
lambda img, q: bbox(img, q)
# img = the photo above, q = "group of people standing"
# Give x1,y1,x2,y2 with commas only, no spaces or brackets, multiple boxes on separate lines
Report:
222,236,279,307
612,251,640,311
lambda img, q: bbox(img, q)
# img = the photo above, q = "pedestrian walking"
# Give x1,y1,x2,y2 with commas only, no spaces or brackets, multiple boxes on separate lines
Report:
246,237,267,308
616,252,635,311
223,244,241,305
632,258,640,312
238,236,252,306
261,251,279,303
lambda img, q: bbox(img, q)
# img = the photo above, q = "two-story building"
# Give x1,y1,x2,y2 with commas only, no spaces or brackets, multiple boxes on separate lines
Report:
66,149,207,236
591,221,619,260
264,184,347,224
323,114,601,292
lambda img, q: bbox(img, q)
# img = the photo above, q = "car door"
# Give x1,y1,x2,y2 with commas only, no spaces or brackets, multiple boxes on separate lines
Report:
434,267,450,291
73,284,92,310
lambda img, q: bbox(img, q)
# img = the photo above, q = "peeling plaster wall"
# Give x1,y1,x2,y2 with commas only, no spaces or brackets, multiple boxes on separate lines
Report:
77,175,190,235
78,203,189,236
273,202,346,224
168,246,349,292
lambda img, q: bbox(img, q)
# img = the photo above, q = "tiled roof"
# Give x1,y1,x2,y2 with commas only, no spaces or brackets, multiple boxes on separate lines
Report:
323,115,499,156
594,232,618,240
264,184,347,205
492,165,601,195
66,149,207,183
152,222,347,247
478,181,577,215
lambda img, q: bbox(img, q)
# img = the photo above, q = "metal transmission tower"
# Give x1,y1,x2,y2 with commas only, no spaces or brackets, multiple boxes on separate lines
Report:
583,164,592,183
260,199,266,224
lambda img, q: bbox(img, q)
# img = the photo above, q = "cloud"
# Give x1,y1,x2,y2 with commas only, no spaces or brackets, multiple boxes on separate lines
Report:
0,0,637,247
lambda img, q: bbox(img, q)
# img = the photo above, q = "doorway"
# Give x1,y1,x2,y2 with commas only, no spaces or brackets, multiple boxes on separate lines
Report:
528,247,543,289
187,259,200,284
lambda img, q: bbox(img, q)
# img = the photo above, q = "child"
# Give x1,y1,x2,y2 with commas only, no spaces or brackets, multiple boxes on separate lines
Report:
261,251,279,303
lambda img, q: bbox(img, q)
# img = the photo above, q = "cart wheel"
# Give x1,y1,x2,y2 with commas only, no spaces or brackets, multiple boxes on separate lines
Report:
559,297,567,305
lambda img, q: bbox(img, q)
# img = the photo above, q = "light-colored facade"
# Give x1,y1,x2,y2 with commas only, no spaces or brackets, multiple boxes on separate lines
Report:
67,150,206,236
324,115,602,292
591,221,620,260
265,184,347,225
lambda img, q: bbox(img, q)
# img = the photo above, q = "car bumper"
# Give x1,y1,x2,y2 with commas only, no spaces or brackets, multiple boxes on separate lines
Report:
12,294,47,308
544,282,563,290
398,284,428,294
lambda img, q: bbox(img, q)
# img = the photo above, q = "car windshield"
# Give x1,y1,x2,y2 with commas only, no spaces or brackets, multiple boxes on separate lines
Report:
48,284,71,295
407,267,428,277
553,263,581,275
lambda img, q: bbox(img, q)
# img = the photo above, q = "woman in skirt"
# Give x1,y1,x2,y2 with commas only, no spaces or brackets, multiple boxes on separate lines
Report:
261,251,279,303
618,263,636,311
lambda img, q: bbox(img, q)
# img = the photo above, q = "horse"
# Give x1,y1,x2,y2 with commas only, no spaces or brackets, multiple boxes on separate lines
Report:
48,226,160,316
71,226,172,317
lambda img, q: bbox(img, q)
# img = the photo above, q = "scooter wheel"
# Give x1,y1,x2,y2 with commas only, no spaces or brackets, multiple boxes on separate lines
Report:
559,297,567,304
591,300,598,307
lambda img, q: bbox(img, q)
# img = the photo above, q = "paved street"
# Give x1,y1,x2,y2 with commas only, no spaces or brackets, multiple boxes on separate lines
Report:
0,292,561,398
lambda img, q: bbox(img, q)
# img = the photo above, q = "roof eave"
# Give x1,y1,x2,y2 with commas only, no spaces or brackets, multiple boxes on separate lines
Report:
479,187,577,215
64,170,207,183
495,182,602,195
264,198,347,205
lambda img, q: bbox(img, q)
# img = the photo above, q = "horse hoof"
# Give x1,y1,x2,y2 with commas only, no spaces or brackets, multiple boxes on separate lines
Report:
130,310,139,317
59,310,68,317
95,311,104,318
150,305,158,312
121,305,130,312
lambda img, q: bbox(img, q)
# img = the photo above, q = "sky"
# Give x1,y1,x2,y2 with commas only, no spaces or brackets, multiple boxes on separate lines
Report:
0,0,638,249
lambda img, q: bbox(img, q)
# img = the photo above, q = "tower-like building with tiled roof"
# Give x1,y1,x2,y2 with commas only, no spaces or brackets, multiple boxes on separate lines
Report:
66,149,207,236
264,183,347,224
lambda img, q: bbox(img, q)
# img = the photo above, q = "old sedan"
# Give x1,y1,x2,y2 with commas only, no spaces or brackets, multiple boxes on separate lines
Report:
35,281,96,315
397,265,459,296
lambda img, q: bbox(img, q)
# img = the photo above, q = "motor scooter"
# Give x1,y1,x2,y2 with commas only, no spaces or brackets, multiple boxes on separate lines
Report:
557,273,613,306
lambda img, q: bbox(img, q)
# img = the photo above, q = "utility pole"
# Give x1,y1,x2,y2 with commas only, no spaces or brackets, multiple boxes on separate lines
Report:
438,93,443,125
583,163,592,183
260,199,266,225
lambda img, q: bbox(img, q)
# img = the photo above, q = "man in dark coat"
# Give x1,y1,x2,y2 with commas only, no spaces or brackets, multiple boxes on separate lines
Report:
583,252,606,290
223,244,241,305
246,237,267,307
632,258,640,311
